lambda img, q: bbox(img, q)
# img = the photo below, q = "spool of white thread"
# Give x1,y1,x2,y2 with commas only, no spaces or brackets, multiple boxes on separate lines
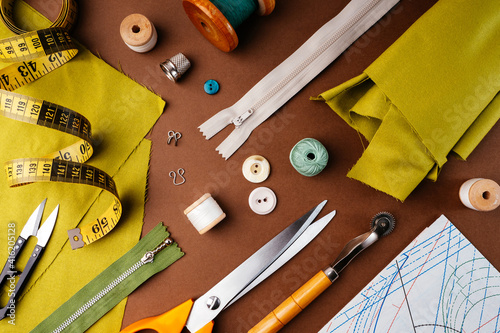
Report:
184,193,226,234
120,14,158,53
459,178,500,212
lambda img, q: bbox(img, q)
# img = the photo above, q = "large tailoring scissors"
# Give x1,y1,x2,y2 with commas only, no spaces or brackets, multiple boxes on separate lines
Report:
121,200,336,333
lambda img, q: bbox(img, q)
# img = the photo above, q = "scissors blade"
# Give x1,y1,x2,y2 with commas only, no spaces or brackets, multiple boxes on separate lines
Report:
36,205,59,247
19,198,47,240
185,200,327,333
225,210,336,308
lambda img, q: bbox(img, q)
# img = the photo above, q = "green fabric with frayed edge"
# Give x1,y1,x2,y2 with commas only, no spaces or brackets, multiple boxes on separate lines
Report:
316,0,500,201
0,1,165,331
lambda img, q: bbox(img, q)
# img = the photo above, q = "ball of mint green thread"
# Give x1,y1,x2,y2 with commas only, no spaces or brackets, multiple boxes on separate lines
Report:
211,0,258,28
290,138,329,177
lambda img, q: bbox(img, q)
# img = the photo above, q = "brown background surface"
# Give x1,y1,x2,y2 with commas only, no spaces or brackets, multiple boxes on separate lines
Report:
28,0,499,332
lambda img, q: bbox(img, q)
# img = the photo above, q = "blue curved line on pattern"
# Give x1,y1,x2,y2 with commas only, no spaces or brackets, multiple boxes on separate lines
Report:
459,249,477,332
494,306,500,332
372,253,410,332
356,277,392,332
432,222,454,333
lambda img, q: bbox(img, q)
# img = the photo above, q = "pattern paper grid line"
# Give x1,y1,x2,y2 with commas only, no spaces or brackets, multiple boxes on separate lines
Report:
319,215,500,333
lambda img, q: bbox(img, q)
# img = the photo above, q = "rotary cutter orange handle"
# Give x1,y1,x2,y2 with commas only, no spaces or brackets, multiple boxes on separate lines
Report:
119,299,214,333
249,270,333,333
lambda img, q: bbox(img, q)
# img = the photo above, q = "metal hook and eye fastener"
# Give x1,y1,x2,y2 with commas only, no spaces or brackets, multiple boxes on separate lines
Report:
167,131,182,146
169,168,186,185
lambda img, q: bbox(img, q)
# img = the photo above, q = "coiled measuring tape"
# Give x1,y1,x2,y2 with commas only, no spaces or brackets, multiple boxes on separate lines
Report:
0,0,123,249
1,0,77,35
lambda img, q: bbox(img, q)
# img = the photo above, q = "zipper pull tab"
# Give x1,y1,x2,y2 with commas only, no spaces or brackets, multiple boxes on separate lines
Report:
141,237,173,264
232,109,254,128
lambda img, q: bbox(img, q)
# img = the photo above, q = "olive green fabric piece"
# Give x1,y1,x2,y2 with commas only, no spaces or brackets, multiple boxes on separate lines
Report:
317,0,500,201
0,1,165,332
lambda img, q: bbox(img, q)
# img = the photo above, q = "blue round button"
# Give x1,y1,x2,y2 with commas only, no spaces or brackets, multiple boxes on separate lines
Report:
204,79,219,95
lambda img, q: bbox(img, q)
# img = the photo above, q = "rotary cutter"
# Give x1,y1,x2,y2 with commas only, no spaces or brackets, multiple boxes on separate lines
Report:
250,212,396,333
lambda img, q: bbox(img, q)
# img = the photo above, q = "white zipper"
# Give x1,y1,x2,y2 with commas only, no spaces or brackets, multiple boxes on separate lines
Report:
51,238,173,333
199,0,400,159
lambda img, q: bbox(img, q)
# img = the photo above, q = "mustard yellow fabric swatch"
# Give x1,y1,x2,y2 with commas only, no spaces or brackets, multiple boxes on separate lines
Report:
0,1,164,331
317,0,500,201
1,139,153,333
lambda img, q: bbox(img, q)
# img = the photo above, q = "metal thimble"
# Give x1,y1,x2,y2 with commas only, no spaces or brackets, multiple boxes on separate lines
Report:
160,53,191,82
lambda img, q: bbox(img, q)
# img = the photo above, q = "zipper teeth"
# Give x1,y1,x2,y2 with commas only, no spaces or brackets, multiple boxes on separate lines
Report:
249,0,379,112
52,261,144,333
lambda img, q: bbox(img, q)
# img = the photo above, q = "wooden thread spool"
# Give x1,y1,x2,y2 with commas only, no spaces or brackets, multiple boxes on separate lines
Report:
120,14,158,53
459,178,500,212
184,193,226,234
182,0,275,52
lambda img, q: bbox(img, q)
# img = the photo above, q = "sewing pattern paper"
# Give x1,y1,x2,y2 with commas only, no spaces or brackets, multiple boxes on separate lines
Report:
319,215,500,333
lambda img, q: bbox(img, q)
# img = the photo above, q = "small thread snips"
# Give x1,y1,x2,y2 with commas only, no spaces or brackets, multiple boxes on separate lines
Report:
0,199,59,320
167,130,182,146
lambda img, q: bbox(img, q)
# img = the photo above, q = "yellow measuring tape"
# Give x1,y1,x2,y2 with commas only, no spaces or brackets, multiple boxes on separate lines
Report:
0,0,123,249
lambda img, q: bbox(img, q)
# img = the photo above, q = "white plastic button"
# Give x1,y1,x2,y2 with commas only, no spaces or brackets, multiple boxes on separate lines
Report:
248,187,277,215
242,155,270,183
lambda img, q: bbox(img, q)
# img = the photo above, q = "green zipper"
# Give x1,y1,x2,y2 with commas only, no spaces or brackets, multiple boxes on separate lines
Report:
31,223,184,333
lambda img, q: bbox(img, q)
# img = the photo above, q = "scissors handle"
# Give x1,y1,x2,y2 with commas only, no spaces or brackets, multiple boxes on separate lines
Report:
0,235,26,286
0,244,45,320
120,299,216,333
121,299,193,333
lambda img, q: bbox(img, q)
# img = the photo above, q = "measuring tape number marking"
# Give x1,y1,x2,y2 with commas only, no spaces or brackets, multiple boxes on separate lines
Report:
0,28,78,90
0,0,123,249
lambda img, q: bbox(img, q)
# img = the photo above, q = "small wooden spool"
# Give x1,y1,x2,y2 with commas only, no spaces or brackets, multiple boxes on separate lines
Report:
120,14,158,53
184,193,226,234
182,0,275,52
459,178,500,212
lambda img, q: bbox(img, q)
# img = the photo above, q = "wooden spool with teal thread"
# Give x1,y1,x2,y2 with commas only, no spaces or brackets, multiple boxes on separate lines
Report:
182,0,275,52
